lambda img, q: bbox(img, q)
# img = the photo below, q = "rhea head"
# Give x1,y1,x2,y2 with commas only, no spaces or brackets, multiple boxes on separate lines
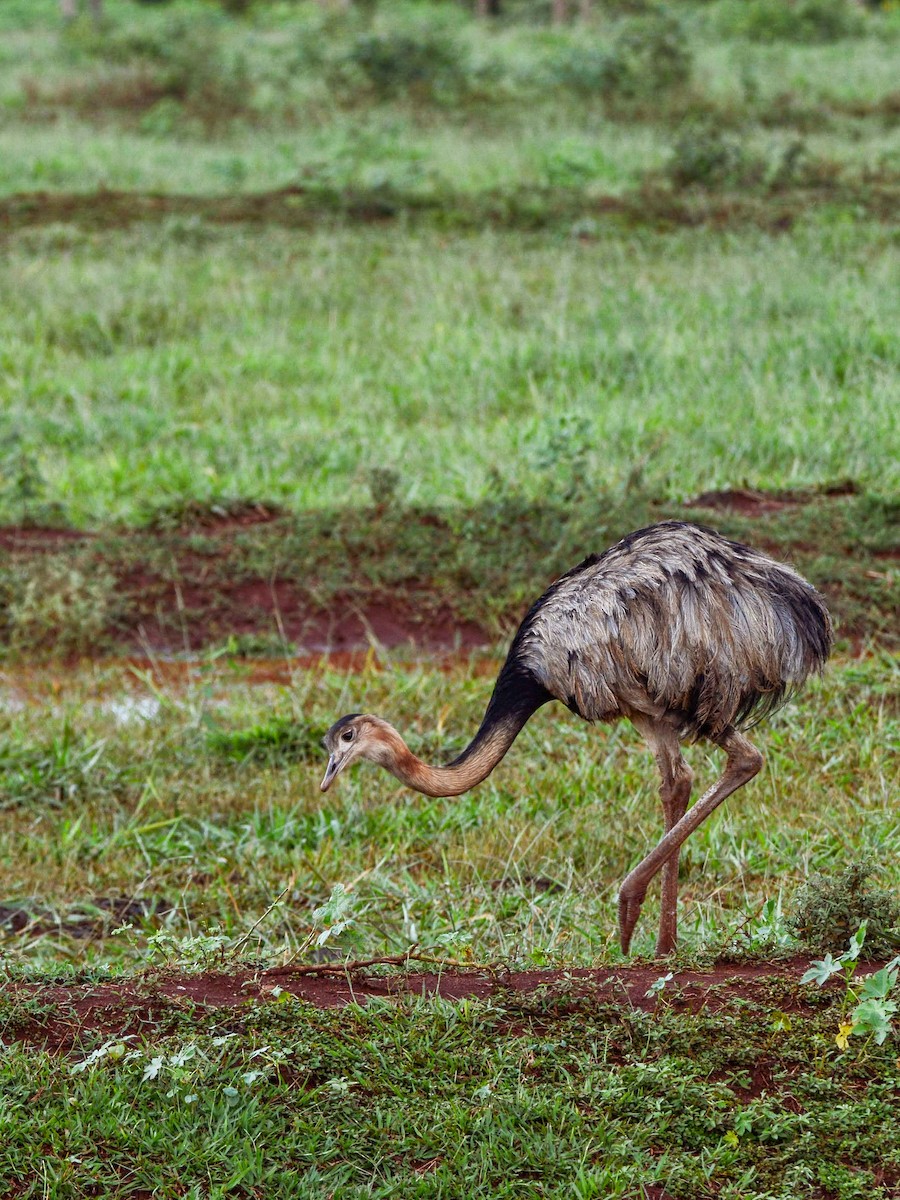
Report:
320,713,401,793
319,703,523,799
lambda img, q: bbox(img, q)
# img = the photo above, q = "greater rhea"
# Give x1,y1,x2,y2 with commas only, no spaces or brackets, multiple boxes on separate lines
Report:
321,521,832,956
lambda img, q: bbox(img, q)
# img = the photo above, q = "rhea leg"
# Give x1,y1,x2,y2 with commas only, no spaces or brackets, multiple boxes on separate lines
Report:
631,719,694,957
649,727,694,956
618,727,763,956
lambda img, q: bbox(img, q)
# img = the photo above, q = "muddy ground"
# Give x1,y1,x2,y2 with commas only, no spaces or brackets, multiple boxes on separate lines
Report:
1,487,895,656
3,957,880,1054
3,181,900,236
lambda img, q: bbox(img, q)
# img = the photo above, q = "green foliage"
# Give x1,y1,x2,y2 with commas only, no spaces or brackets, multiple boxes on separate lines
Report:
3,225,897,525
789,860,900,956
0,723,132,811
0,555,117,657
342,27,470,100
48,15,255,127
802,924,900,1048
2,980,900,1197
0,654,895,970
665,122,815,191
609,10,693,95
666,121,749,187
205,716,327,766
552,11,692,101
0,434,62,527
714,0,865,43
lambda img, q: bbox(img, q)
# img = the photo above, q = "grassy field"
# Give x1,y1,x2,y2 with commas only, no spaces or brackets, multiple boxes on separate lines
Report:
1,0,899,1196
2,223,899,524
1,654,898,1196
1,654,897,968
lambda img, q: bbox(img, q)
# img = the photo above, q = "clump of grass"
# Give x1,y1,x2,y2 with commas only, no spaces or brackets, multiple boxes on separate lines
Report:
341,27,471,102
206,716,327,767
38,294,198,356
1,555,117,657
551,10,692,105
664,122,825,192
665,122,750,188
788,859,900,956
0,723,132,811
28,16,254,131
0,434,66,527
713,0,865,43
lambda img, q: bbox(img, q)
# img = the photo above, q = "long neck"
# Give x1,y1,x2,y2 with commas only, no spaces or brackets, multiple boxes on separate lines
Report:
381,666,550,798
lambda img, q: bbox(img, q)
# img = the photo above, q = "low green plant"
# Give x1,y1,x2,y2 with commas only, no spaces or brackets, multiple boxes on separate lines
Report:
0,723,131,811
802,923,900,1049
665,124,814,192
205,716,326,767
41,16,254,128
666,121,749,187
610,11,693,95
0,434,63,526
788,860,900,956
342,28,470,101
714,0,865,43
550,43,620,97
552,11,692,102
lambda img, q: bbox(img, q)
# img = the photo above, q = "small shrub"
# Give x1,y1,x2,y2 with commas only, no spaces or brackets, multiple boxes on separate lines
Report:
552,12,691,102
0,434,64,526
46,18,253,128
666,121,749,187
541,141,611,187
611,11,692,94
666,125,821,192
715,0,864,44
343,28,469,100
788,860,900,957
551,45,620,96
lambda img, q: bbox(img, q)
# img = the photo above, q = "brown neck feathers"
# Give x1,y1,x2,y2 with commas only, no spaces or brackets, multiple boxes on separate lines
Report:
382,668,550,798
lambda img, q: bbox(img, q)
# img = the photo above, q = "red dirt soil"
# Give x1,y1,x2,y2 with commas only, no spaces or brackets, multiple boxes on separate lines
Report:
1,484,891,657
5,958,887,1052
0,515,495,656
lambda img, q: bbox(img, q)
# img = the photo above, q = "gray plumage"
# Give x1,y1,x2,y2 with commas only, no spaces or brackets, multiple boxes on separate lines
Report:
321,521,832,956
510,520,831,740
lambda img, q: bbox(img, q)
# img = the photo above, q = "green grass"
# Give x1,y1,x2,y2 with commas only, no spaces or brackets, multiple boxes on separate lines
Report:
0,0,898,203
1,653,897,1199
1,490,897,656
0,654,895,969
1,980,898,1199
2,985,900,1198
0,4,898,1195
2,222,898,525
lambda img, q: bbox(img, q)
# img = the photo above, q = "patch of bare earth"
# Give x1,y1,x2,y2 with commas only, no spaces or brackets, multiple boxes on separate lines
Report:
685,481,858,519
0,512,493,656
0,484,893,657
4,958,886,1053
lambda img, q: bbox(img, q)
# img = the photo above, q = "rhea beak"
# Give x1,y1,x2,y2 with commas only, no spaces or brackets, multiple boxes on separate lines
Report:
320,753,341,793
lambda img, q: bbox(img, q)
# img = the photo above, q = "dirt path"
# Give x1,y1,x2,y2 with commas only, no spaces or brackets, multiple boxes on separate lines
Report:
4,957,879,1051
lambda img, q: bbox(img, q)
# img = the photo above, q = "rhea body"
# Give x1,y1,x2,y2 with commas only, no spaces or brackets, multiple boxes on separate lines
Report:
321,522,832,956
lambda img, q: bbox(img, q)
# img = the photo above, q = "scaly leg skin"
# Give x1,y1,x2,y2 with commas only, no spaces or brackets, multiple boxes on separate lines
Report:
618,727,763,956
629,719,694,958
656,762,694,957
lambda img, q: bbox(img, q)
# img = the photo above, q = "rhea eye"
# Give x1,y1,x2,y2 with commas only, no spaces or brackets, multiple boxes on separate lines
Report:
340,729,354,743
